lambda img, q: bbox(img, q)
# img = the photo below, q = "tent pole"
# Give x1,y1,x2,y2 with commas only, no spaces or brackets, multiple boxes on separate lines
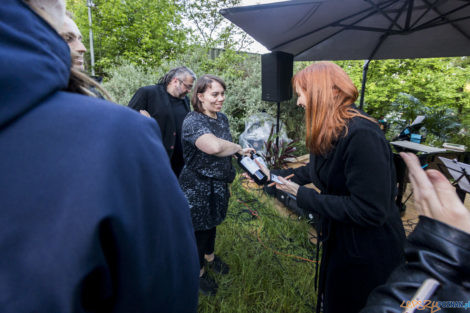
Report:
276,101,281,148
360,59,370,110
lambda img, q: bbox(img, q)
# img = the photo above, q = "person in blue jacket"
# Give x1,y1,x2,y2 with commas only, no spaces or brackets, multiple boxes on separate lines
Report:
0,1,199,312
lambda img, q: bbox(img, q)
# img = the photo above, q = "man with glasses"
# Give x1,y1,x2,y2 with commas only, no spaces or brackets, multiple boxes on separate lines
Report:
129,66,196,177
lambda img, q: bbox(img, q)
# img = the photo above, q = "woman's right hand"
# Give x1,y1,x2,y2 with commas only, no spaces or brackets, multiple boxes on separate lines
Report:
239,147,255,156
400,152,470,234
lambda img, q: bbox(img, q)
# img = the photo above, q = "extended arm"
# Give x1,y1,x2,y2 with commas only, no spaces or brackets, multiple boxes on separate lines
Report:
195,133,252,157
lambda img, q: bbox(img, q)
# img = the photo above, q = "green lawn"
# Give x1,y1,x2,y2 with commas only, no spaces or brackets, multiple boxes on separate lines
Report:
198,174,319,313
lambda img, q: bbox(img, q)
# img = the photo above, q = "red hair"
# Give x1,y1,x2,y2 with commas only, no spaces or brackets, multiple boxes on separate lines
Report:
293,62,376,155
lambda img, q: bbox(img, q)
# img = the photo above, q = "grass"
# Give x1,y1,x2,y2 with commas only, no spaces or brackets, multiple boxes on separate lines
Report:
198,173,319,313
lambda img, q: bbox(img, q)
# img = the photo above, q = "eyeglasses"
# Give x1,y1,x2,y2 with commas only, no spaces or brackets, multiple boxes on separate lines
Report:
178,79,193,91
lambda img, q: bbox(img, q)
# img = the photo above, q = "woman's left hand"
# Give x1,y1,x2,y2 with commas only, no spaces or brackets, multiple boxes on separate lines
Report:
275,175,300,197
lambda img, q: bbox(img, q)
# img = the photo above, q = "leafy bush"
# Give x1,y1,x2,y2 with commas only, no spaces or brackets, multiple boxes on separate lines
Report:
102,59,159,106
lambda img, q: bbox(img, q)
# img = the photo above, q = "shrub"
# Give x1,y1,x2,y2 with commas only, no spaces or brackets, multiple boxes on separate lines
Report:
102,59,159,106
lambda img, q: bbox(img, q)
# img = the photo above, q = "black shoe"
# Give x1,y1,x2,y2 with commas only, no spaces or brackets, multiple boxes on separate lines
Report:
199,272,218,295
207,255,229,275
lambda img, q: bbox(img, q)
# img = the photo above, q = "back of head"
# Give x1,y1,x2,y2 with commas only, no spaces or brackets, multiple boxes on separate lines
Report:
158,66,196,87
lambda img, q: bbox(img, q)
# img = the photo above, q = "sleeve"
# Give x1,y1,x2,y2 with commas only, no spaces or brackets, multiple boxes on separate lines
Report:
297,129,394,226
127,88,147,111
360,216,470,313
182,114,213,145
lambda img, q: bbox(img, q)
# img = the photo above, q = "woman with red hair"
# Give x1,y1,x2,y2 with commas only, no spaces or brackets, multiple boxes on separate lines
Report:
264,62,406,313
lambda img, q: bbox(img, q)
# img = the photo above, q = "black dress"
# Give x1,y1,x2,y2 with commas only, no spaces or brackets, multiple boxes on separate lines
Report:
179,111,235,231
273,113,406,313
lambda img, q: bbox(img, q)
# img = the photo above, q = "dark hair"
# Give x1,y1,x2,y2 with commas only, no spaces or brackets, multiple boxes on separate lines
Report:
157,66,196,87
191,75,226,113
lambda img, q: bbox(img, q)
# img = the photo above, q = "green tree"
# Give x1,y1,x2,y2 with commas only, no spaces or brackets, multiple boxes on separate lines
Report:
296,58,469,146
67,0,188,75
178,0,253,51
351,58,470,119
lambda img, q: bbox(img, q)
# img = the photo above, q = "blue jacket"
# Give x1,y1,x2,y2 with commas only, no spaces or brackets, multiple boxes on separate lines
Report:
0,1,199,312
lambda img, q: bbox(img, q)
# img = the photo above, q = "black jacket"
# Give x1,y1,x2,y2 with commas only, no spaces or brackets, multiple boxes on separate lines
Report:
361,216,470,313
275,114,406,313
128,84,191,158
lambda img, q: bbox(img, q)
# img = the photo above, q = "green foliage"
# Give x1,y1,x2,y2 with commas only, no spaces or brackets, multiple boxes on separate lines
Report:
263,125,299,169
346,58,470,119
335,58,470,148
102,59,159,106
178,0,253,50
198,174,317,312
66,0,188,75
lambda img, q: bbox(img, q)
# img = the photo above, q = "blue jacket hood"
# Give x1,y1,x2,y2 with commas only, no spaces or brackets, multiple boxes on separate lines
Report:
0,0,70,128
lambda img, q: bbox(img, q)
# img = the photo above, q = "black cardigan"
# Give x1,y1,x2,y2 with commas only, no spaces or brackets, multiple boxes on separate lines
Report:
128,84,191,158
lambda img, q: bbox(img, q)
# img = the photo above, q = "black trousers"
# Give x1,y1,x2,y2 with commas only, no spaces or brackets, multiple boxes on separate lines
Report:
194,227,216,269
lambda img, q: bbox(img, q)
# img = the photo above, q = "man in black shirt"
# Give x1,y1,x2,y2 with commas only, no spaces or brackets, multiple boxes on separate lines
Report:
128,66,196,177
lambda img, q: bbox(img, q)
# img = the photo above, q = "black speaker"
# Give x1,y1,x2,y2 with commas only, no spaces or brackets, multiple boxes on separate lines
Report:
261,51,294,102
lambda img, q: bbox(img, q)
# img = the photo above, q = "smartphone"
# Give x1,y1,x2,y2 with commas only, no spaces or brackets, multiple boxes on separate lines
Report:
270,174,284,185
